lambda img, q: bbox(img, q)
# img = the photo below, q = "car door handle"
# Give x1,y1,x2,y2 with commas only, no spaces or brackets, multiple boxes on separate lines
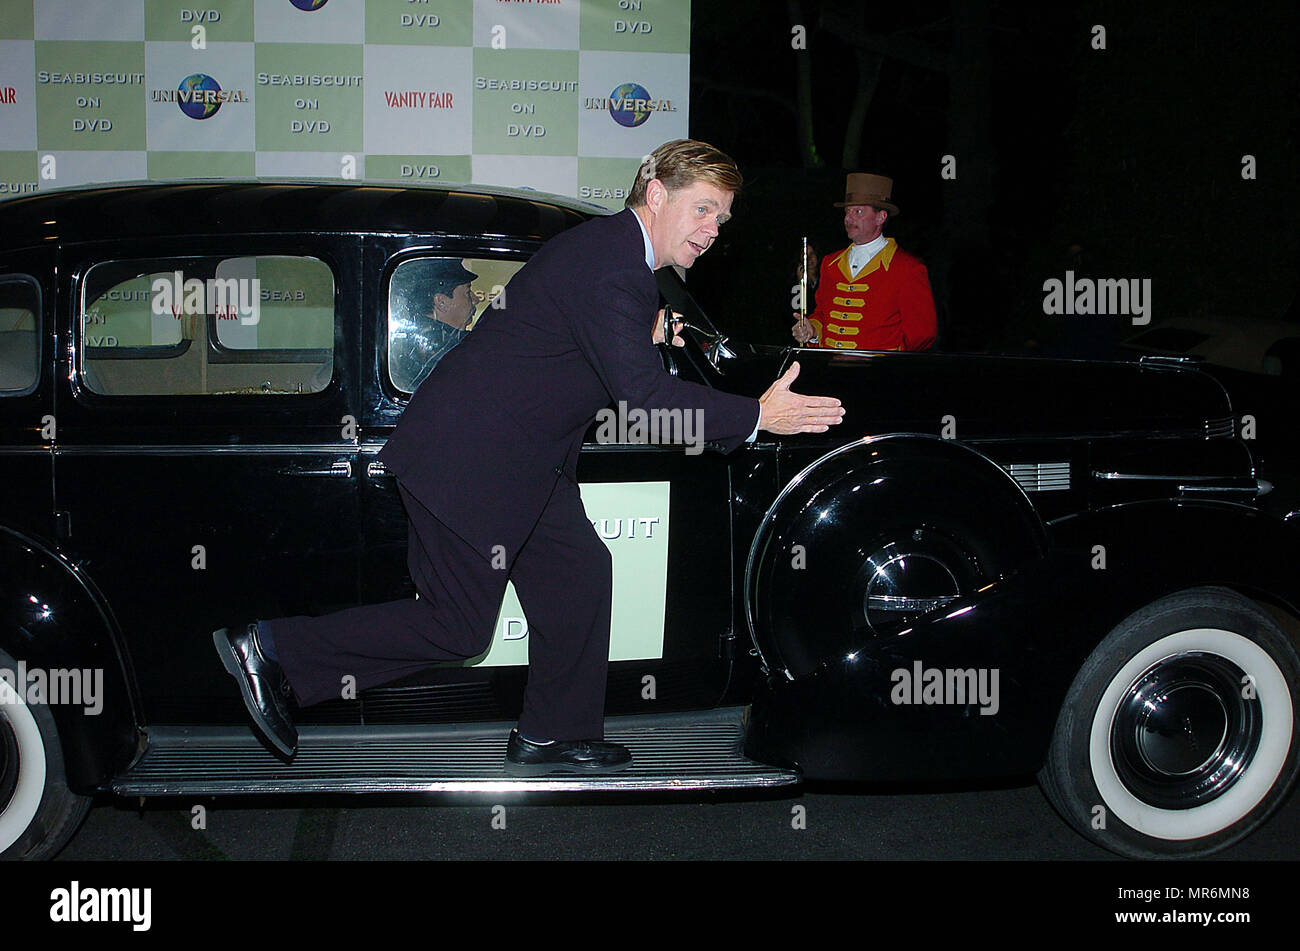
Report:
276,460,353,478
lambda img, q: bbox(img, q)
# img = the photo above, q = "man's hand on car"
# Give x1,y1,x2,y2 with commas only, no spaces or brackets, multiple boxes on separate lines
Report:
653,307,686,347
758,361,844,434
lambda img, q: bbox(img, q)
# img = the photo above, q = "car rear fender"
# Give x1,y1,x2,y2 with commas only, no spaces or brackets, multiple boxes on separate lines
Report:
744,433,1049,681
0,525,141,793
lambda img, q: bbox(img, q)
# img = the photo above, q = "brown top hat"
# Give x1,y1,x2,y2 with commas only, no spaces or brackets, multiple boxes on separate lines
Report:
834,172,899,215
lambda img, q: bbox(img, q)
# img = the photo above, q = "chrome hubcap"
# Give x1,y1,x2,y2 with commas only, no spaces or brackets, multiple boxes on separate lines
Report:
1111,652,1260,809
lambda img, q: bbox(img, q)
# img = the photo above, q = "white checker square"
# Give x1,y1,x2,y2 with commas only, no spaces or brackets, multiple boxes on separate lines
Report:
0,40,38,149
145,42,256,152
363,44,471,155
472,0,579,50
472,153,575,197
34,0,145,42
578,50,689,158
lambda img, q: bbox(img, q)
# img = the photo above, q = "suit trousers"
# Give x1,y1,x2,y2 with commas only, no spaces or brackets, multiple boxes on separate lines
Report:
268,474,614,741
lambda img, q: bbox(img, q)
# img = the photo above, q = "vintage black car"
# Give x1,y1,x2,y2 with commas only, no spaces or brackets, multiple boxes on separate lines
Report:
1,181,1298,861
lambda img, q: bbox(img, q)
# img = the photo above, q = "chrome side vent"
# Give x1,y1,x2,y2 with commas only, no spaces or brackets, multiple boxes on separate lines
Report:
1204,416,1235,439
1005,462,1070,493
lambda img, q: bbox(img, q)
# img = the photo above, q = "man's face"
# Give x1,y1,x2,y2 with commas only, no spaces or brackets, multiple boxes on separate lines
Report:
646,180,734,270
844,203,887,245
432,282,476,329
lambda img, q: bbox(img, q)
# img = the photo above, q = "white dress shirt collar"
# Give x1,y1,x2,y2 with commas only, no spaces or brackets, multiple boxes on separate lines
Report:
848,233,889,275
631,208,655,270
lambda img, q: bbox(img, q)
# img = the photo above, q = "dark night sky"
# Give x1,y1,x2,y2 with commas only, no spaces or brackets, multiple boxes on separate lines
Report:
685,0,1299,354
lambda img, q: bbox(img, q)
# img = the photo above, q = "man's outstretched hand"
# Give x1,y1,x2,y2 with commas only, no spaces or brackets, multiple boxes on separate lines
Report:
758,361,845,434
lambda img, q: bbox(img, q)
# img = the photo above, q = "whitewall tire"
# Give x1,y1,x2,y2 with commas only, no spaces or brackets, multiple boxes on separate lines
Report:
0,650,91,860
1039,588,1300,858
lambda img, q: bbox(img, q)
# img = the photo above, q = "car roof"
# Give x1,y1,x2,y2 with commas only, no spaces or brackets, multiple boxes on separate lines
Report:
0,178,607,247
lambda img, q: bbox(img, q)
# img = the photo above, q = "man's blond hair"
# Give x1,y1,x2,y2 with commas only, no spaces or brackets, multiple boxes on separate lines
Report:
625,139,743,208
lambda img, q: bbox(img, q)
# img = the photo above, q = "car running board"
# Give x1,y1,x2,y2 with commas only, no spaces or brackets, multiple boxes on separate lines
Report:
113,706,799,795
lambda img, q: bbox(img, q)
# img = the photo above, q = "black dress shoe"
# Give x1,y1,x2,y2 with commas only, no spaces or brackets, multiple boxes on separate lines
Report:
504,729,632,775
213,623,298,757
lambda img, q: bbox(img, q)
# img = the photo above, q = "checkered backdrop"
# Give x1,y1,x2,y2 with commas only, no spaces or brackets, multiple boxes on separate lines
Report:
0,0,690,210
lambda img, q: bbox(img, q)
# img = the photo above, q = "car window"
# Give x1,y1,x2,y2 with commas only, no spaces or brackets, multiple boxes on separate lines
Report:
80,255,335,396
387,255,522,394
0,277,40,396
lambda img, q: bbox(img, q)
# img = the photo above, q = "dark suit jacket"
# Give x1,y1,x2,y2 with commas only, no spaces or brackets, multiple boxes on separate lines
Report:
378,208,760,561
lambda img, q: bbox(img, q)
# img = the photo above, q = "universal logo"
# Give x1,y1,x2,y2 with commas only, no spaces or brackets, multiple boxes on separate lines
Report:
584,82,676,128
151,73,248,120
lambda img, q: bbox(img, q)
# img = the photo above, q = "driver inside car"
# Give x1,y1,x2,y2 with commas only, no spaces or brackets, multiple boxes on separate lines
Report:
389,259,483,391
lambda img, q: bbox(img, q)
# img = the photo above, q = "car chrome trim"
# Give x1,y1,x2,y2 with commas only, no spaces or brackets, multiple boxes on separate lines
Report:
1004,461,1070,493
114,709,799,796
50,444,358,455
276,460,352,478
1204,416,1235,439
1093,471,1238,481
866,594,962,612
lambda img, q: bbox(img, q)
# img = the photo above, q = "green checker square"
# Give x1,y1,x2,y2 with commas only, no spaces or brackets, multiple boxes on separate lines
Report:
255,43,363,152
472,48,577,157
0,152,40,197
365,0,471,46
0,1,33,40
148,150,255,179
249,256,334,350
35,42,146,151
144,0,254,42
366,154,472,185
580,0,690,54
577,157,640,212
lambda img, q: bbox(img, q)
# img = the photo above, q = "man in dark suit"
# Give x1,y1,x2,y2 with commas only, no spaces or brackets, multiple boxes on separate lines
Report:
214,139,845,773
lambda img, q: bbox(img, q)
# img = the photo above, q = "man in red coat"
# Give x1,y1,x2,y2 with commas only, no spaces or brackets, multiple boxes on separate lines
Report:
793,173,937,351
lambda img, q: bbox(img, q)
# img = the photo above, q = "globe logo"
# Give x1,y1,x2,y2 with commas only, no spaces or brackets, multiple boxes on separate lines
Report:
290,0,329,10
177,73,222,120
608,83,653,128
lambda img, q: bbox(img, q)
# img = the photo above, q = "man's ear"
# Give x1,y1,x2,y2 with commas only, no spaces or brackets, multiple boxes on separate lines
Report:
645,178,667,215
431,291,450,311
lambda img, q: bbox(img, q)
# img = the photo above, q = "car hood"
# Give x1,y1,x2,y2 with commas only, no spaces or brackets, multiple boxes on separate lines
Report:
712,347,1234,442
